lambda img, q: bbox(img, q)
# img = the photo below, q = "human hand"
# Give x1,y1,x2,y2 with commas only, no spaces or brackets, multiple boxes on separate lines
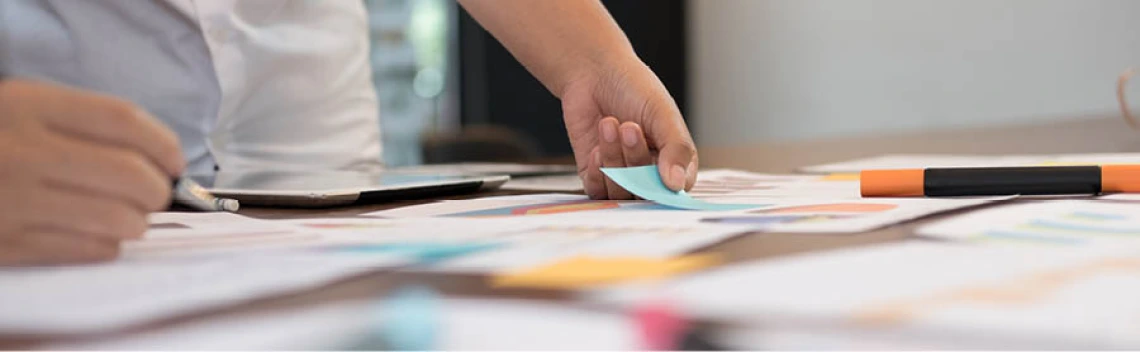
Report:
0,79,185,265
561,60,698,200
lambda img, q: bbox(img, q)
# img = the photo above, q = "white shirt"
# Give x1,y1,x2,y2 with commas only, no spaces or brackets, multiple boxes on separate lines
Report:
0,0,383,175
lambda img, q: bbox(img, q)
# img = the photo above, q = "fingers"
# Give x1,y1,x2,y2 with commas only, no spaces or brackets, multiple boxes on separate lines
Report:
10,80,186,176
40,136,172,212
598,117,633,200
582,146,607,199
619,122,653,166
0,231,121,266
22,188,148,240
657,142,698,192
634,98,698,192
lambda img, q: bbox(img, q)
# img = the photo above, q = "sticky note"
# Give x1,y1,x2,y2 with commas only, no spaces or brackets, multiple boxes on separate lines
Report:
491,254,721,290
377,286,440,351
330,242,500,263
600,166,762,211
821,173,861,181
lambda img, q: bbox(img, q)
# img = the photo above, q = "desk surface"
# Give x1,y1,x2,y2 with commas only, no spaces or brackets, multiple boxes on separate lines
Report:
6,116,1138,348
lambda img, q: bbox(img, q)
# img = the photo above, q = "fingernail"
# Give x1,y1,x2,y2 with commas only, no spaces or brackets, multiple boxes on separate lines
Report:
602,120,618,143
621,125,638,147
670,165,686,190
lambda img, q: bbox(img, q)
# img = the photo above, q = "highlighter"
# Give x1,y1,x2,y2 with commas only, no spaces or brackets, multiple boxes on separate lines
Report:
171,176,240,212
860,165,1140,197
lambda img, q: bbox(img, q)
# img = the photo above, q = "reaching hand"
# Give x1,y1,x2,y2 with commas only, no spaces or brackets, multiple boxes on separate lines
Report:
561,60,698,200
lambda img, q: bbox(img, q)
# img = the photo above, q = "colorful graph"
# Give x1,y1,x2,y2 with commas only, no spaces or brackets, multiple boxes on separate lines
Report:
853,256,1140,326
445,200,673,218
972,211,1140,245
752,203,899,214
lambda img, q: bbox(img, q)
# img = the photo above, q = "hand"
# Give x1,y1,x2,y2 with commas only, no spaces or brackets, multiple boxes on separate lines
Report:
0,80,185,265
561,60,698,200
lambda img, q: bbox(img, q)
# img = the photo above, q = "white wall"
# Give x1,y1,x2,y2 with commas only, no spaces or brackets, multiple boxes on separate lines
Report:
691,0,1140,146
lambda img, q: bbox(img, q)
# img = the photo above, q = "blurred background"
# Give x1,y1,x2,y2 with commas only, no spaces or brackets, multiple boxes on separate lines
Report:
368,0,1139,166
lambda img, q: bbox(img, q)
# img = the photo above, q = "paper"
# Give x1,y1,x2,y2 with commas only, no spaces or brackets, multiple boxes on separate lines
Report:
501,174,585,192
51,299,640,350
491,254,721,289
0,252,409,334
916,200,1140,246
600,166,763,211
325,242,502,263
590,242,1140,349
1098,193,1140,201
277,215,749,273
426,220,750,273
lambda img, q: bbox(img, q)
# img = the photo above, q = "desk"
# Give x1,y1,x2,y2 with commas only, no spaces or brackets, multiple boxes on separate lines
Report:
4,116,1137,348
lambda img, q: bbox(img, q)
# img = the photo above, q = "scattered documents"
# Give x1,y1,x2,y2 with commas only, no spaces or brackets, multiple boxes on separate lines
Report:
424,220,749,273
52,298,640,350
0,252,409,334
366,192,1001,234
273,216,748,273
600,166,762,211
916,200,1140,246
589,242,1140,349
491,254,721,290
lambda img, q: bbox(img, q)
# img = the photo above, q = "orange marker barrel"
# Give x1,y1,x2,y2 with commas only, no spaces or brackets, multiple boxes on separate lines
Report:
860,165,1140,197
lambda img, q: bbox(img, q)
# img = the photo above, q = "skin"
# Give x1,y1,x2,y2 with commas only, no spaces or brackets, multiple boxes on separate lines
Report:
0,0,695,264
0,80,184,265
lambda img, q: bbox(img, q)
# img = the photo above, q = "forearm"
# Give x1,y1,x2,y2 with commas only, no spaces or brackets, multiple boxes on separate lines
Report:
457,0,640,97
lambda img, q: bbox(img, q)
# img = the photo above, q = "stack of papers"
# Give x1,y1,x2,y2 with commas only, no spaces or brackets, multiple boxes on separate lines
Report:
589,242,1140,349
50,298,639,350
0,252,409,334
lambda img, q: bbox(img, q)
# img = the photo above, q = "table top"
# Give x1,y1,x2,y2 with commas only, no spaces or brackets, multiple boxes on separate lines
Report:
5,115,1137,348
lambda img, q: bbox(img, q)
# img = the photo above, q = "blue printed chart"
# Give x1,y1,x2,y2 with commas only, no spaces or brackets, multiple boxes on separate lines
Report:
917,200,1140,246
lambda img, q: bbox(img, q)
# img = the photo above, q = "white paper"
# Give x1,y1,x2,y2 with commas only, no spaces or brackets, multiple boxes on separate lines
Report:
1098,193,1140,202
589,242,1140,349
51,299,637,350
428,219,750,272
126,212,334,260
0,252,409,334
916,200,1140,246
501,175,585,192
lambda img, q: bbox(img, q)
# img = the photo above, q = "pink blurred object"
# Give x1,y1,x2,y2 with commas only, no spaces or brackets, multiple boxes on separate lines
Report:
632,298,688,351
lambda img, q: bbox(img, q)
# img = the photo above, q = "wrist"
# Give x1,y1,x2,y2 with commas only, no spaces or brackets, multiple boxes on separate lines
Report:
556,51,646,100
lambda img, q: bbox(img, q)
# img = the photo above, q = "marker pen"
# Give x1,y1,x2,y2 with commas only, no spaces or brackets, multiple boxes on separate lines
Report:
172,176,240,212
860,165,1140,197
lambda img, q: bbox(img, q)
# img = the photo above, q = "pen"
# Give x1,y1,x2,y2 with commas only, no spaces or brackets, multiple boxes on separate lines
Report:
860,165,1140,197
171,176,240,212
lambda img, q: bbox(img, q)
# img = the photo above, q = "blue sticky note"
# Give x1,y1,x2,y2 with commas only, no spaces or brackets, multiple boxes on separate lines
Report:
601,165,762,211
377,286,440,351
331,242,500,263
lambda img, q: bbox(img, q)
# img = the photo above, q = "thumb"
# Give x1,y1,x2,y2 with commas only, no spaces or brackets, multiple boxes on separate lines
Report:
656,141,697,191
